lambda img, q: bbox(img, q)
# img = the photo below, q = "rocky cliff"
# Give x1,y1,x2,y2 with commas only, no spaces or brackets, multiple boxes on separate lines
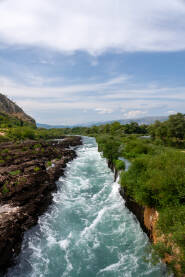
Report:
0,94,36,126
119,187,158,241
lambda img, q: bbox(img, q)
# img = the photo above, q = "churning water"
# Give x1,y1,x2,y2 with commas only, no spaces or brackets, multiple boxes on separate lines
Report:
6,137,167,277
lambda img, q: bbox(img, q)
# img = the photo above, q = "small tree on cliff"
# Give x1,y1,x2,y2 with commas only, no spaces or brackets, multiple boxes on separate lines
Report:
101,138,120,169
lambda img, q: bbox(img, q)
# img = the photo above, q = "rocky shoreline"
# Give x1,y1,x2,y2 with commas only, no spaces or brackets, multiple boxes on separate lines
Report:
0,136,82,273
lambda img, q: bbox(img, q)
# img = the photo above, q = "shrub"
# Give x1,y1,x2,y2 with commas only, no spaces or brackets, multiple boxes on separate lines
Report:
115,159,125,171
121,150,185,208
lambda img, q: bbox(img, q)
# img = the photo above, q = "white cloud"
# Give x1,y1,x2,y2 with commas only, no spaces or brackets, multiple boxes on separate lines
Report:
167,110,177,115
0,74,184,124
123,110,147,119
95,108,113,114
0,0,185,53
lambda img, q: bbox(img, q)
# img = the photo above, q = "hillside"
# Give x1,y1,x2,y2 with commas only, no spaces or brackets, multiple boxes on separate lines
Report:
0,94,36,126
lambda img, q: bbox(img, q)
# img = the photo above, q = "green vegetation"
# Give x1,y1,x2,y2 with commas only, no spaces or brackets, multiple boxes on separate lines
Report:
2,149,9,153
47,161,52,167
120,150,185,208
119,136,185,273
96,135,121,167
2,183,9,194
115,160,125,171
9,170,21,176
34,166,40,172
0,112,28,128
149,113,185,147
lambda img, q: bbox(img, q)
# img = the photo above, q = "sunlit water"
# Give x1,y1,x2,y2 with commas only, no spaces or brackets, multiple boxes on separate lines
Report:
6,137,167,277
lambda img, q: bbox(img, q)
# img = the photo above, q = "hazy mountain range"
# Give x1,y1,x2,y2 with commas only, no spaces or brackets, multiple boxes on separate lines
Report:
37,116,168,129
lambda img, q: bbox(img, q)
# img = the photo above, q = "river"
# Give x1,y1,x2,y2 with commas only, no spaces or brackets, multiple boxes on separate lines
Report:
6,137,167,277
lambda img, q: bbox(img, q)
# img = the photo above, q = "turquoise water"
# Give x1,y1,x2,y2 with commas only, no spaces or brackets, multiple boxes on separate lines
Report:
6,137,167,277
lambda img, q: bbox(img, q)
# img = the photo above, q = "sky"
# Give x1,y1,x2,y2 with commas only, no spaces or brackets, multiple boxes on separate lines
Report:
0,0,185,125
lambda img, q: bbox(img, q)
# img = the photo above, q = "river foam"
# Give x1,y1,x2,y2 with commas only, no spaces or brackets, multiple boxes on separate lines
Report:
6,137,167,277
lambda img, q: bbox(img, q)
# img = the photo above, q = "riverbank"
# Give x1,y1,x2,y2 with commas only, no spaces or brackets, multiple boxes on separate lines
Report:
0,136,82,273
92,133,184,276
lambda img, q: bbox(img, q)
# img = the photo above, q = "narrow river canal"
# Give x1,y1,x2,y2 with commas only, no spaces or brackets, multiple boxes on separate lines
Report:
6,137,166,277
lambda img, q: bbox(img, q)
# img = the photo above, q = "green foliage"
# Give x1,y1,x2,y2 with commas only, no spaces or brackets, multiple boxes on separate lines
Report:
33,143,41,149
0,112,33,128
96,135,121,164
0,135,10,142
34,166,40,172
121,150,185,208
123,122,148,134
47,161,52,167
2,183,9,194
8,127,35,140
122,139,160,159
151,242,172,261
22,146,28,152
157,206,185,249
9,170,21,176
5,155,11,160
149,113,185,147
115,160,125,171
2,149,9,153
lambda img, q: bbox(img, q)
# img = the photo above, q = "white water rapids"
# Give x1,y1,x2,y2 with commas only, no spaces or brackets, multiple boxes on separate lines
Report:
6,137,167,277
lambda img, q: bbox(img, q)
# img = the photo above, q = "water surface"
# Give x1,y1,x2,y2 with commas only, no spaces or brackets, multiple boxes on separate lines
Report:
6,137,166,277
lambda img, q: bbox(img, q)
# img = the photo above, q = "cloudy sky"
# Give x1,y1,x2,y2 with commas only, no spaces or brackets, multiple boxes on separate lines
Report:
0,0,185,125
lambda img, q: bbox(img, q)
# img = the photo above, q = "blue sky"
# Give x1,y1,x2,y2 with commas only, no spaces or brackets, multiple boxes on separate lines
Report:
0,0,185,125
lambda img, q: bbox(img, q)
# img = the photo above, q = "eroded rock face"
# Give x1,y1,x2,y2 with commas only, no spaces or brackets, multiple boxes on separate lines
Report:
0,136,82,272
119,187,153,240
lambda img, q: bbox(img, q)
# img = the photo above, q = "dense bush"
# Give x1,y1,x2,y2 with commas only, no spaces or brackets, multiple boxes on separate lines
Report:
8,127,35,140
149,113,185,147
120,150,185,208
122,138,161,159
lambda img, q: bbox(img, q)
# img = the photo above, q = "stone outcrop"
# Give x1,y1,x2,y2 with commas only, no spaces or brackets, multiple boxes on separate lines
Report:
0,136,82,272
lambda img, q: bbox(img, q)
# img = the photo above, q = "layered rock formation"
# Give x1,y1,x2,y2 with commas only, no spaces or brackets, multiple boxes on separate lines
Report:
0,136,82,272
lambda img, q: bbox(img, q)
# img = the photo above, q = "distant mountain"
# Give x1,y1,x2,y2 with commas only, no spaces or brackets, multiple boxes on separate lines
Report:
0,94,36,126
37,116,168,129
119,116,168,126
37,123,70,129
